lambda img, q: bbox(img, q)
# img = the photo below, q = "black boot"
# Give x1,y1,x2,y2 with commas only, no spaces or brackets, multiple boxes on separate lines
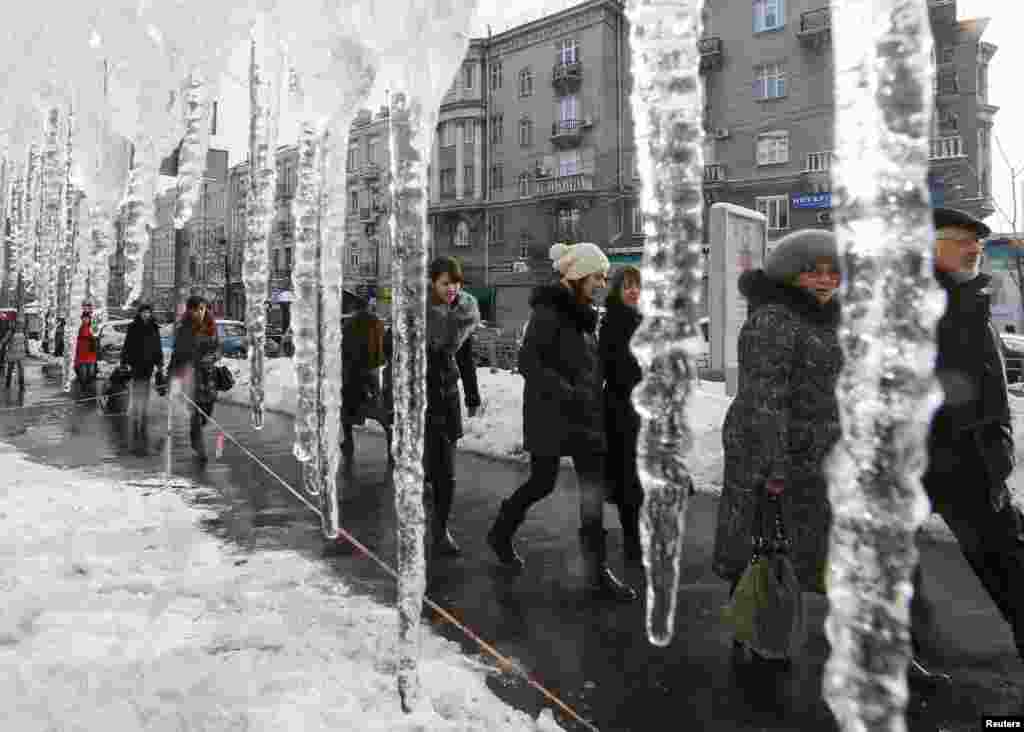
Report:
619,502,642,564
433,521,461,557
578,525,638,602
487,499,526,570
190,419,207,462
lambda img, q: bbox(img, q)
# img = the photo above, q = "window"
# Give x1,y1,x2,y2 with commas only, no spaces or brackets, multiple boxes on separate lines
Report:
978,62,989,103
518,172,531,197
490,62,503,90
349,191,359,213
464,121,476,144
488,213,505,243
455,220,471,247
754,63,786,99
284,247,292,271
441,121,455,147
367,137,379,165
753,0,785,32
519,118,533,147
757,131,790,165
441,168,457,195
557,207,580,240
519,68,533,97
347,147,359,170
632,205,644,234
349,250,360,269
558,39,579,65
519,232,532,259
464,165,474,194
463,64,475,91
559,94,578,124
558,150,580,176
490,164,504,190
756,195,790,231
804,151,833,172
490,114,503,144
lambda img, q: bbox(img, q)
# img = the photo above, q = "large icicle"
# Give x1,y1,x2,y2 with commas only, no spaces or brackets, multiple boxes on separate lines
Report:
22,143,42,302
290,117,324,482
173,69,209,230
624,0,706,646
244,26,278,431
61,111,79,389
0,154,9,303
87,206,114,329
120,138,157,306
6,174,24,303
41,108,64,349
823,2,942,730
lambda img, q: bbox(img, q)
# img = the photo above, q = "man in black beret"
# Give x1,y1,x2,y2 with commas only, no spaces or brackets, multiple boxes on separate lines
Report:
910,207,1024,680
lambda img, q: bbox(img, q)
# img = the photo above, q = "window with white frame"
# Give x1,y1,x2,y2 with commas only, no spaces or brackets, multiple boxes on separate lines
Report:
463,64,475,91
455,220,471,247
519,117,533,147
754,63,786,99
349,250,359,269
757,131,790,165
558,95,579,128
558,39,578,65
558,150,580,177
753,0,785,32
464,121,476,144
490,62,503,90
756,195,791,231
518,172,531,197
519,68,533,97
349,191,358,212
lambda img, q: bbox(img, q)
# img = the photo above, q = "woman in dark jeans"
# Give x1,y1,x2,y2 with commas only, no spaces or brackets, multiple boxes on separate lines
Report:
487,242,636,602
168,296,221,461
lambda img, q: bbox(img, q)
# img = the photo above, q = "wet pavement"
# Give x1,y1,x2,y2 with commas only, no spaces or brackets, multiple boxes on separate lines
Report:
2,360,1023,732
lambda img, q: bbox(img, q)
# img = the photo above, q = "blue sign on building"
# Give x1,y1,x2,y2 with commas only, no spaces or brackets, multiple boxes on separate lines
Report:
791,192,832,209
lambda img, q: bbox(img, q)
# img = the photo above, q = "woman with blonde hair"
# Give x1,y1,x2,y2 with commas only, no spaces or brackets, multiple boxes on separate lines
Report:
487,242,636,601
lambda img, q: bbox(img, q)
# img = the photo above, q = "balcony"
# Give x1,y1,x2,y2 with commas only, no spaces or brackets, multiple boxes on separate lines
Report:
535,173,594,197
361,162,381,180
551,119,587,147
797,8,831,49
935,70,959,99
552,61,582,90
703,164,726,183
699,37,723,73
930,135,965,160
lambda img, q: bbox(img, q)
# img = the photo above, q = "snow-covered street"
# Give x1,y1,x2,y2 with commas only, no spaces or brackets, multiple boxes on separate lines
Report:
0,443,563,731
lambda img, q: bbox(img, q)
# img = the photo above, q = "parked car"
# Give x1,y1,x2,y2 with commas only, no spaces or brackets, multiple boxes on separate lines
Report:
158,319,249,359
96,319,135,362
1000,332,1024,384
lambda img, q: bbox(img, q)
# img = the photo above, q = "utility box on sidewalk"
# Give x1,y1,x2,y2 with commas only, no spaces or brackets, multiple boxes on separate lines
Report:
708,204,767,397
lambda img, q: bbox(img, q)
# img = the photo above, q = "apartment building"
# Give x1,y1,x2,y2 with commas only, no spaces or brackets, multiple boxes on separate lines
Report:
429,0,641,327
148,189,177,316
700,0,997,242
225,161,248,320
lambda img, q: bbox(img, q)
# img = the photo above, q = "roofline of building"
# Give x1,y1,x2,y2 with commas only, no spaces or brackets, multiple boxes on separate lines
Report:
478,0,623,46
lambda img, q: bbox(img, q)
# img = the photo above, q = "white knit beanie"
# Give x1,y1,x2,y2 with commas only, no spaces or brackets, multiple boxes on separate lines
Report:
549,242,610,281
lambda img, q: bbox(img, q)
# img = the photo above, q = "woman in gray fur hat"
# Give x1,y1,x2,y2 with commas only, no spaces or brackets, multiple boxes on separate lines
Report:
712,228,842,665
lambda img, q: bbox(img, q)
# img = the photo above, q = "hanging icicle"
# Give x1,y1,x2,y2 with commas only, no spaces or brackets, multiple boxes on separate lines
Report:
22,143,42,302
824,2,943,730
88,205,114,329
173,69,209,230
7,174,24,303
244,24,278,431
61,110,79,389
0,154,9,303
624,0,706,646
120,138,157,305
42,107,64,348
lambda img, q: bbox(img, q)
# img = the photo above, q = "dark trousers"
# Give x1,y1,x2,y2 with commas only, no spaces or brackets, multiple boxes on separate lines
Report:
913,473,1024,651
425,425,456,530
129,377,151,434
5,360,24,389
505,453,606,528
75,363,97,393
190,400,214,443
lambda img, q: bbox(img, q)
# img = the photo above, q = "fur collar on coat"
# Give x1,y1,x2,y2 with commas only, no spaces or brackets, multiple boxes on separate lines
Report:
529,283,599,333
738,269,840,327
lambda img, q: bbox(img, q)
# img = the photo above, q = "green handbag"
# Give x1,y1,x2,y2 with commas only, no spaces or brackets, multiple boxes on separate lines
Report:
722,493,807,660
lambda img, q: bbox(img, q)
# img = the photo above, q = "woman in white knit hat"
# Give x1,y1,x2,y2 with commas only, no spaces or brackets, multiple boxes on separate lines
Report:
487,242,637,602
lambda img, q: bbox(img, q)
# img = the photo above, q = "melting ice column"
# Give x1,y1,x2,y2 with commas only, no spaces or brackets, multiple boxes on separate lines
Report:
823,2,944,729
41,108,64,349
625,0,706,646
243,29,277,431
7,174,24,305
21,143,41,304
62,111,84,391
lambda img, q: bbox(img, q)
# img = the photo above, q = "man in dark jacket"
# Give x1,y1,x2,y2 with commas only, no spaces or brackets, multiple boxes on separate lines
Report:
911,208,1024,677
121,303,164,454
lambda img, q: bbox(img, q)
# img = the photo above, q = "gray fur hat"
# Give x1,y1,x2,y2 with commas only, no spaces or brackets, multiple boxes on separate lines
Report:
763,229,838,282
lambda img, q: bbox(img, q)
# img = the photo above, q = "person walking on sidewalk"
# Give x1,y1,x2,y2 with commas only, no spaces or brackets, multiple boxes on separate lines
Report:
712,229,842,664
168,296,221,462
488,242,637,602
120,303,164,455
53,318,65,359
421,256,480,556
909,207,1024,678
341,300,388,461
74,310,99,396
4,322,29,392
598,264,645,563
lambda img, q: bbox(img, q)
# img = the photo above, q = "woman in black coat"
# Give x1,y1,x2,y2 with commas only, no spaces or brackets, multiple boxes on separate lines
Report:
168,296,221,461
598,265,644,562
487,242,636,602
120,303,164,453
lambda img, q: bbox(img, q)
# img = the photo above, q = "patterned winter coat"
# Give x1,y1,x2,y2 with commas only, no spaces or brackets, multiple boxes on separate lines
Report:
712,269,842,593
519,284,606,457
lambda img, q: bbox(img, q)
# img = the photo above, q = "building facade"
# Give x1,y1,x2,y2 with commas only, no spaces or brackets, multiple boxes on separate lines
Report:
225,161,249,321
148,189,178,318
700,0,997,243
184,148,229,316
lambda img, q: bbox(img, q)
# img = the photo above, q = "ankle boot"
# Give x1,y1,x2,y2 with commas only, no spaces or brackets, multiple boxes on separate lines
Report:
487,499,526,570
619,503,642,563
190,421,207,461
433,523,461,556
578,525,638,603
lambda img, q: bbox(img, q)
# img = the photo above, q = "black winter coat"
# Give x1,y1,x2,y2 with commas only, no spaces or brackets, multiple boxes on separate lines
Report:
927,271,1015,510
599,299,643,508
519,284,605,457
120,316,164,379
169,318,221,408
456,334,481,409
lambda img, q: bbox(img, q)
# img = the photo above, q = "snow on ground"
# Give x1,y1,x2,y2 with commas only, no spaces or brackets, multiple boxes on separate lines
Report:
0,444,565,731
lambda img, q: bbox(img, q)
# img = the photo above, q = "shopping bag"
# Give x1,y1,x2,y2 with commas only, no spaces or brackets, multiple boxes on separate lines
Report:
722,493,807,660
213,364,235,392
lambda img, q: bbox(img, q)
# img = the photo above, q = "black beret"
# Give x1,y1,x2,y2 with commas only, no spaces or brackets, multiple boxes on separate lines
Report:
933,207,991,238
